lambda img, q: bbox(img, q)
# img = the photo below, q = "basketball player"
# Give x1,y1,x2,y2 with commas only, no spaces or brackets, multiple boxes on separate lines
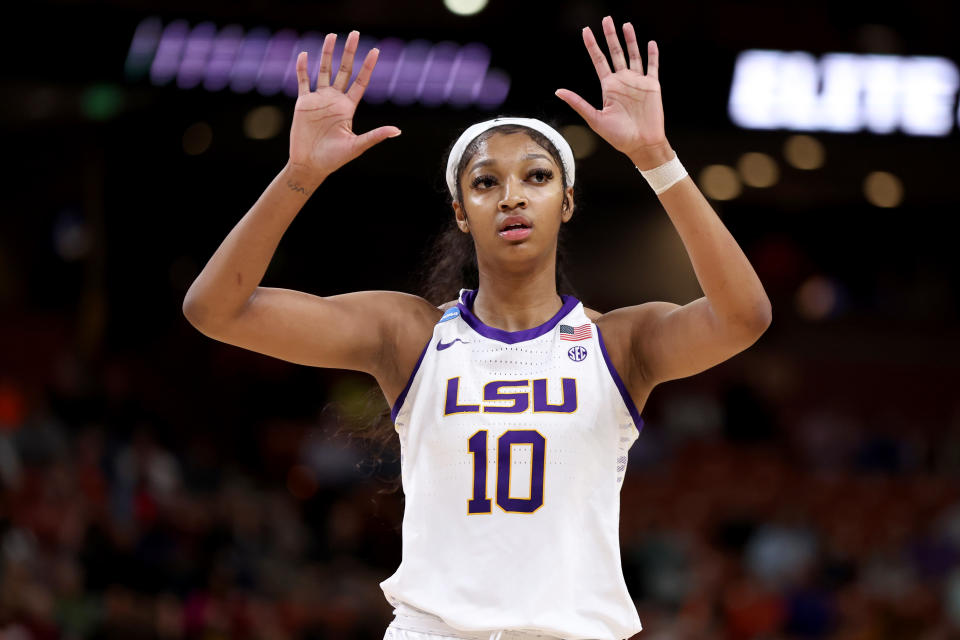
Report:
183,16,772,640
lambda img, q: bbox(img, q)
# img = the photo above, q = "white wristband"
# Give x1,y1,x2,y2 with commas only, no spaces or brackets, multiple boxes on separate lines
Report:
637,153,687,195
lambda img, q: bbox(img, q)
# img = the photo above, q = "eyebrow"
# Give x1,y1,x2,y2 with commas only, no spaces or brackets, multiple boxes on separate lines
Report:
469,153,553,171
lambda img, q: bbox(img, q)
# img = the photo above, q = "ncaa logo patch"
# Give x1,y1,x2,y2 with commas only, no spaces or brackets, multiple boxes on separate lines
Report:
439,308,460,323
568,345,588,362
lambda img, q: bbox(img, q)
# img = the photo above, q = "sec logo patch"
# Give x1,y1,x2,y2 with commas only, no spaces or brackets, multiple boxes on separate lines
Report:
568,345,588,362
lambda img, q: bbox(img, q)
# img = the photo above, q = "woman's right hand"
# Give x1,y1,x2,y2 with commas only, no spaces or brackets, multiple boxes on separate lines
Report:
289,30,401,180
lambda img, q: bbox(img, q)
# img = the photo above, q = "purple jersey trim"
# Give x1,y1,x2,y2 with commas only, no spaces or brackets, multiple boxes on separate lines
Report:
456,289,580,345
596,326,644,433
391,335,432,423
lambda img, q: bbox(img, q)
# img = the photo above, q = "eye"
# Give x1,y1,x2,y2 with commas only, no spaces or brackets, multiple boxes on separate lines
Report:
470,174,496,189
529,168,554,183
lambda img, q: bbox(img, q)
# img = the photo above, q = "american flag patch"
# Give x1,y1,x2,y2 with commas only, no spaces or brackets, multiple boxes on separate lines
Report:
559,323,592,341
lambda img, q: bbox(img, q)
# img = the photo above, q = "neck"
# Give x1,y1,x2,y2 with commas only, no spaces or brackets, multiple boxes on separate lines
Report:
471,251,563,332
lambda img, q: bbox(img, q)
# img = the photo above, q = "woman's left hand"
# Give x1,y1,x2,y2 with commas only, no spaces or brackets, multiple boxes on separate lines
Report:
555,16,670,166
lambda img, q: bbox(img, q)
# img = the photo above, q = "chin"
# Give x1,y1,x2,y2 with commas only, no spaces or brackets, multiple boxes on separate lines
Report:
491,240,552,266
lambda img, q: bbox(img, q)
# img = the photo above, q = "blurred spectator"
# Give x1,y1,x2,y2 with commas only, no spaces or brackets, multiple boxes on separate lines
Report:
2,339,959,639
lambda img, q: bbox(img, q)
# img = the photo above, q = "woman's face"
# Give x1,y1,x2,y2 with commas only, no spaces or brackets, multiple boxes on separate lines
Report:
453,132,574,265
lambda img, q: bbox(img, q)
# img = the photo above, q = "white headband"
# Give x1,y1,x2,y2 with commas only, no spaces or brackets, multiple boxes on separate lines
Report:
445,117,575,198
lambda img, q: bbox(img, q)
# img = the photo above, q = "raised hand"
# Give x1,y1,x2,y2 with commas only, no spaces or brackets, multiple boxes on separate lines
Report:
290,30,401,179
555,16,668,164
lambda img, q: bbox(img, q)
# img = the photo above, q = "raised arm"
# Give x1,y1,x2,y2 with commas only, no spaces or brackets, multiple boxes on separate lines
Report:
182,31,434,388
557,17,772,386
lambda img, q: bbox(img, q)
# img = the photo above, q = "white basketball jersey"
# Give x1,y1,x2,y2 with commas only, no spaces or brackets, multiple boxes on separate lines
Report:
380,288,644,640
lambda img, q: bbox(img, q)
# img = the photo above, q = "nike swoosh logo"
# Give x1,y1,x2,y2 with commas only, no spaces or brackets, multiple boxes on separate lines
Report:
437,338,470,351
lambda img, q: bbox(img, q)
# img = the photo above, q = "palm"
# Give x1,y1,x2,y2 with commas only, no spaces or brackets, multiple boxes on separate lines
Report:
556,17,667,157
289,30,400,178
290,89,360,169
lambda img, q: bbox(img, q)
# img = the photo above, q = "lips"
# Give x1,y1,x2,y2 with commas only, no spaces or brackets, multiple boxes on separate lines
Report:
496,214,533,242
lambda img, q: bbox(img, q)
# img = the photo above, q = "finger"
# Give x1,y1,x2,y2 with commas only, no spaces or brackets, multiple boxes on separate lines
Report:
346,47,379,103
582,27,611,80
354,125,402,155
316,32,336,88
647,40,660,80
601,16,627,72
554,88,600,129
332,30,359,91
296,51,310,96
622,22,643,71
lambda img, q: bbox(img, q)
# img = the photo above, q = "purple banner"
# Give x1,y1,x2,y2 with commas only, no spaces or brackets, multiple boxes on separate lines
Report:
127,17,509,108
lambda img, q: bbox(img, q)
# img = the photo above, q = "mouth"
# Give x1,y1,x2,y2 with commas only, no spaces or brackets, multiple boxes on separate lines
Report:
497,215,533,242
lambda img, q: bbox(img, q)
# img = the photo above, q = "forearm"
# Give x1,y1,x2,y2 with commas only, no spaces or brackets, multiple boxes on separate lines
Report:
630,144,772,328
183,162,324,326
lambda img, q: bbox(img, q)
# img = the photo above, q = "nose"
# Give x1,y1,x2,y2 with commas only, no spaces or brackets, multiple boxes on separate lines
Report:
498,177,527,211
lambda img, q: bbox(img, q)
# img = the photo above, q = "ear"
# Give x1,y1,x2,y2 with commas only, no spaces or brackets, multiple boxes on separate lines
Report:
452,200,470,233
560,186,575,223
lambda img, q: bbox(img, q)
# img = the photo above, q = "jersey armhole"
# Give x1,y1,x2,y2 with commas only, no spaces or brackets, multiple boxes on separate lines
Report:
390,334,433,423
595,325,644,433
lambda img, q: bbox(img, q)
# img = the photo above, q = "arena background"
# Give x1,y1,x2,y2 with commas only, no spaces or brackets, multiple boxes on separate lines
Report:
2,1,959,638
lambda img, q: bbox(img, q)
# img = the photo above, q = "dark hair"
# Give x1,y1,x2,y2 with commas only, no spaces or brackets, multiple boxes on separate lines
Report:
334,122,580,498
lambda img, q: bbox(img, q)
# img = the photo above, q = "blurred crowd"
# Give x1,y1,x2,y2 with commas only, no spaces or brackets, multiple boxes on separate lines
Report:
1,342,959,640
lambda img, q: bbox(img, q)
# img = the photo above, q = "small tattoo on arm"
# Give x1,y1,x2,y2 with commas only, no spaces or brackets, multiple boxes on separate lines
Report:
286,179,310,195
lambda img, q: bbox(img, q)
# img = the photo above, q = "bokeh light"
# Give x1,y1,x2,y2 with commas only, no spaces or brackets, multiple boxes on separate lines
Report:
287,464,318,500
243,105,284,140
795,275,838,321
125,16,163,80
474,68,511,110
52,209,92,262
182,121,212,155
560,125,597,160
80,84,124,121
133,18,508,108
783,134,825,169
737,152,779,187
443,0,488,16
699,164,742,200
863,171,904,207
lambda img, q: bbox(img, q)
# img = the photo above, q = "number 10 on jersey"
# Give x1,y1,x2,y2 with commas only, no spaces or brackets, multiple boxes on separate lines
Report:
467,429,546,514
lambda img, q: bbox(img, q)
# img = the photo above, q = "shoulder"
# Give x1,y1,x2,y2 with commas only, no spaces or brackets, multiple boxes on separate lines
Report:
346,290,445,328
585,303,662,327
386,292,449,337
588,302,664,409
593,301,678,349
589,302,668,329
374,292,449,406
347,290,444,366
587,301,671,344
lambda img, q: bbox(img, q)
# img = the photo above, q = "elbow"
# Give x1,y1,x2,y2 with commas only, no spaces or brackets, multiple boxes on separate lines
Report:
182,289,252,334
182,296,200,328
720,297,772,338
182,292,209,330
748,298,773,335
